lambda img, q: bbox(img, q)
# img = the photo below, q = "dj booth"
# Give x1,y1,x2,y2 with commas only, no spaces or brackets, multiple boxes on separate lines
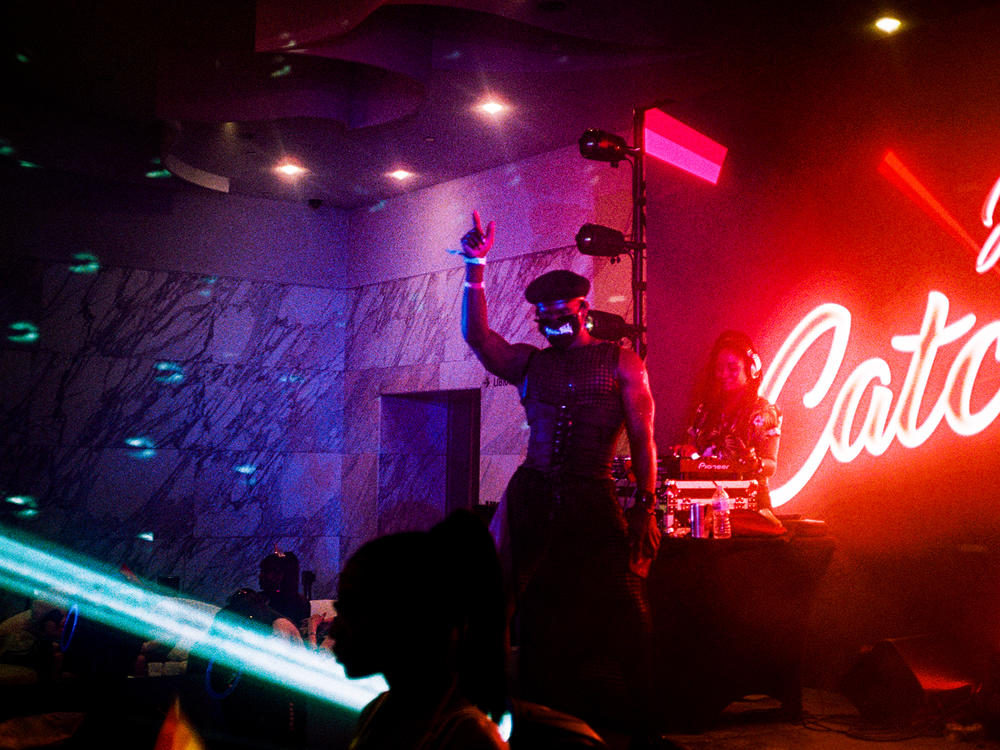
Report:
648,532,836,728
614,455,837,728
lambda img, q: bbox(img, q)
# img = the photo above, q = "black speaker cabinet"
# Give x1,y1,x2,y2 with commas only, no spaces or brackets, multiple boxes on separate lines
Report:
840,635,976,723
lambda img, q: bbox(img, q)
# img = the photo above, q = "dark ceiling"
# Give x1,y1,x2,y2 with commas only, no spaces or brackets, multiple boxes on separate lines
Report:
1,1,991,209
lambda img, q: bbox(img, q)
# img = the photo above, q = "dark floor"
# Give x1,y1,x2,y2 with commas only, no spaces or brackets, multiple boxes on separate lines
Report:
599,689,1000,750
2,681,998,749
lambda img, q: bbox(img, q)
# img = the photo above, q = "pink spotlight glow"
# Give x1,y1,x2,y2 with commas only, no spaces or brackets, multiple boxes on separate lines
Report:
643,108,727,185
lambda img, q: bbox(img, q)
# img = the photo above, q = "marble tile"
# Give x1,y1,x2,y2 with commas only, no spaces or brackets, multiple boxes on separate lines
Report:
438,359,490,392
342,370,382,454
343,365,441,454
480,382,529,456
290,534,341,600
379,393,449,456
276,452,342,528
376,452,447,536
178,536,270,605
37,264,346,371
340,453,378,542
0,350,33,446
478,454,524,507
239,285,347,372
345,273,452,370
39,265,219,360
28,353,342,452
377,364,441,396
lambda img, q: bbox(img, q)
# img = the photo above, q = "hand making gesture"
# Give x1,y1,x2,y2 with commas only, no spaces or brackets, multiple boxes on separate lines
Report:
459,210,495,261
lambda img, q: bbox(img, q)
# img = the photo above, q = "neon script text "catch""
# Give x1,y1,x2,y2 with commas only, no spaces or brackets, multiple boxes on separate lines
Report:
761,291,1000,506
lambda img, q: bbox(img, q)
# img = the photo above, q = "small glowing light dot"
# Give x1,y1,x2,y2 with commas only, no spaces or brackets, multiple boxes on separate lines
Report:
15,53,30,64
153,361,185,385
69,253,101,274
270,64,292,78
387,170,414,181
232,464,257,476
18,160,40,169
477,100,506,115
874,17,902,33
5,495,36,508
145,168,172,179
7,321,39,344
199,276,218,298
137,532,154,542
125,436,157,460
0,144,14,157
275,162,307,178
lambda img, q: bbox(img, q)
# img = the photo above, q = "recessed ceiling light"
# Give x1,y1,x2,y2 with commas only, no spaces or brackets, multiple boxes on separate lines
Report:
275,161,306,178
477,100,507,116
387,169,414,181
874,16,902,33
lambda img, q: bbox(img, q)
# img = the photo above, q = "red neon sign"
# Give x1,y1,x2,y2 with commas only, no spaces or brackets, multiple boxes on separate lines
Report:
643,108,727,185
762,291,1000,506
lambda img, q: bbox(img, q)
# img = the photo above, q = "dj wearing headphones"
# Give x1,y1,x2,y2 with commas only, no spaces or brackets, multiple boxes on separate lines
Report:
682,330,782,510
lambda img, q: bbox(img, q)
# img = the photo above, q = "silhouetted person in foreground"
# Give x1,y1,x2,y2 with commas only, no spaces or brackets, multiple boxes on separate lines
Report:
331,511,509,749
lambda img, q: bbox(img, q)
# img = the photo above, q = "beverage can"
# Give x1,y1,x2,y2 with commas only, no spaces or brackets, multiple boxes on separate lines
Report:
689,501,709,538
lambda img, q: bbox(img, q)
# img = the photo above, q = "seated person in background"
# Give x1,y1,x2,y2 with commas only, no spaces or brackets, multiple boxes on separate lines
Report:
677,330,782,512
331,510,508,750
259,549,311,631
0,599,64,681
185,587,305,747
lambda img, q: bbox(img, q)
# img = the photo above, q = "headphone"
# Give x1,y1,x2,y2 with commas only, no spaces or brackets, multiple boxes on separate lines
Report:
713,331,762,381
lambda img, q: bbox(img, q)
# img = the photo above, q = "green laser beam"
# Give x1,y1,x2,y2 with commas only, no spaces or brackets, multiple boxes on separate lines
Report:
0,527,384,711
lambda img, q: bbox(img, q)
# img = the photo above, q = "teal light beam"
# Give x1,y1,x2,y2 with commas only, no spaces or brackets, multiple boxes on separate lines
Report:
0,528,384,711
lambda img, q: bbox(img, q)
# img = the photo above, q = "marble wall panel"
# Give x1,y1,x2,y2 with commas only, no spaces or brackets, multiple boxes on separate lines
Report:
478,454,524,507
26,353,342,453
0,350,33,446
339,453,377,542
438,359,489,392
36,264,346,371
342,365,441,455
345,272,452,371
479,383,528,457
376,453,447,537
276,452,343,531
379,394,448,456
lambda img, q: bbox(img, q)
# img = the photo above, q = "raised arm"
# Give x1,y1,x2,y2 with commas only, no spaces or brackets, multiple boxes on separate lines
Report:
459,211,534,384
618,348,657,495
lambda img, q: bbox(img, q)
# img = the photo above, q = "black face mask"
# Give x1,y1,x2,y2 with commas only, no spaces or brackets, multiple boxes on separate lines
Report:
537,313,582,349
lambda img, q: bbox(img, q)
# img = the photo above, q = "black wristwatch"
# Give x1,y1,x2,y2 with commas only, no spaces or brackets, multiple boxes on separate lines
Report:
632,489,656,512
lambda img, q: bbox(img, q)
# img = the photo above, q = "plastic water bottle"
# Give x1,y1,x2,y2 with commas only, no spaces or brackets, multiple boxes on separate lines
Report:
711,483,732,539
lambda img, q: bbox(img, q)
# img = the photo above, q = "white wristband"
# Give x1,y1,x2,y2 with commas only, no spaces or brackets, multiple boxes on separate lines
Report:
463,256,486,265
464,281,485,290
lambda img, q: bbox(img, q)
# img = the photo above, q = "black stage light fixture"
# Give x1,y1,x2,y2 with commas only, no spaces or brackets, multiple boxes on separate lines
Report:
575,223,624,256
578,128,630,165
586,310,641,342
575,223,644,257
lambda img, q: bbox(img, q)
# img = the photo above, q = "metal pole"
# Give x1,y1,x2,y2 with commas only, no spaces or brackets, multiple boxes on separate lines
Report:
632,107,647,358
